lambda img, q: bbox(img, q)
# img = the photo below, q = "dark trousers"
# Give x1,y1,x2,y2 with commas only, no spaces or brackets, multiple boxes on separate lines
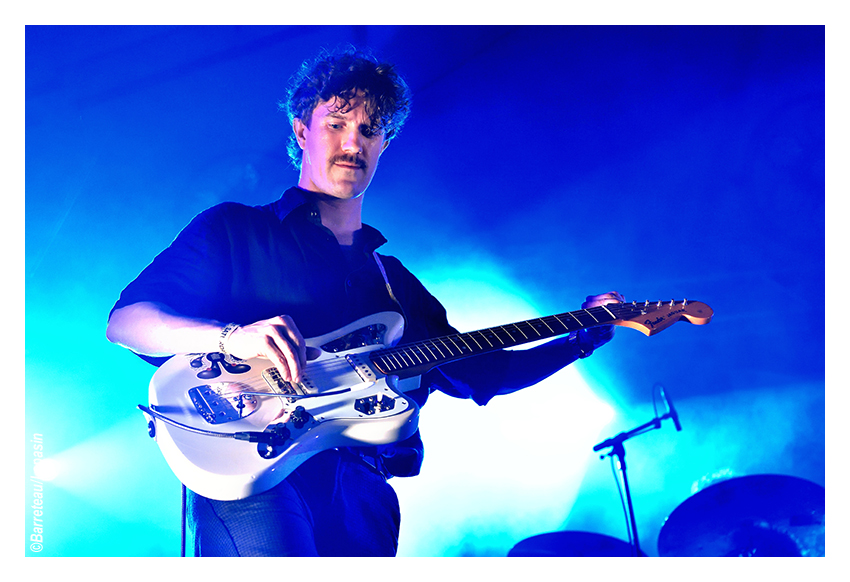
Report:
188,449,401,556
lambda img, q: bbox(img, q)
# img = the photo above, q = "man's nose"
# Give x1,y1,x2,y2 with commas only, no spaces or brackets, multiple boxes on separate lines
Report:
341,129,363,154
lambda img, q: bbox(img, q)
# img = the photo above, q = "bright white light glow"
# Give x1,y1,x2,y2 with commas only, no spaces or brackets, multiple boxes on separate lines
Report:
33,458,60,481
393,257,614,556
42,415,181,526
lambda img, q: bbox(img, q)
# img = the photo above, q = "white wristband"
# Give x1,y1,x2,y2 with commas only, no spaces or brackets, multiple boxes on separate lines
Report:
218,322,240,355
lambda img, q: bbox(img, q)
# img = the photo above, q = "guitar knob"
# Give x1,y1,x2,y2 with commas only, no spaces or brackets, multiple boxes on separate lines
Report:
290,406,313,429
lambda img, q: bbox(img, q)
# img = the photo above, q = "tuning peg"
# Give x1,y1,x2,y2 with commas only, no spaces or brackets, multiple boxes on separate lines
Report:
683,298,688,306
669,299,675,306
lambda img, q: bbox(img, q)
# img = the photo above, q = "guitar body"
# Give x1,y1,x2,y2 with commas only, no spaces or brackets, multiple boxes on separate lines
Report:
142,299,713,501
147,311,419,501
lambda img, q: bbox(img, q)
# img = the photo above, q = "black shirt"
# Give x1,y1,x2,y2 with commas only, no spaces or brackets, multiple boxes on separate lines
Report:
111,186,500,406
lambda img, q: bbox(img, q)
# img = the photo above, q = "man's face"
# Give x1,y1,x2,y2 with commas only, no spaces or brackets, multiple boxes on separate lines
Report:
294,93,389,200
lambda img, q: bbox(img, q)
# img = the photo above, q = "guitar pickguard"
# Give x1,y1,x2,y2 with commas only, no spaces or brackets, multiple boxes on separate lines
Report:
190,352,251,379
320,322,389,353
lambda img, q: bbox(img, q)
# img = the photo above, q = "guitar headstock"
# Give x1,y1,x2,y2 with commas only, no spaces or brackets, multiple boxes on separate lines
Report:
612,300,713,336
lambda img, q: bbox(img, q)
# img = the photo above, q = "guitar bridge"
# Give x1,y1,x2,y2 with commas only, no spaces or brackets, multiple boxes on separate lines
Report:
188,385,258,425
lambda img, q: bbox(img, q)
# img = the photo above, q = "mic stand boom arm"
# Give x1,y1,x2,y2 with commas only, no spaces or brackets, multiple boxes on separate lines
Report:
592,414,672,557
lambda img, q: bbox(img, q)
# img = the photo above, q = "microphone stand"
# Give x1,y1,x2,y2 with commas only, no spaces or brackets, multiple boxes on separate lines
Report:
593,412,676,557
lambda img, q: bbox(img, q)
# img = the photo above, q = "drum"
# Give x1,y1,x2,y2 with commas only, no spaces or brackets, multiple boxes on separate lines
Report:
657,474,824,557
508,531,644,557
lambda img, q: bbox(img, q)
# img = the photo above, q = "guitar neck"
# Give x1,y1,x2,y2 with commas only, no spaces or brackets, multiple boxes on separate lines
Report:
369,303,633,379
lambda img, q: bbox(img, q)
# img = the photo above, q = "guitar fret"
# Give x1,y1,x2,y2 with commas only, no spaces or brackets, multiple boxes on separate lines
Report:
442,337,461,355
433,338,452,356
473,330,494,348
464,332,484,350
499,326,517,342
389,352,404,369
421,342,439,360
397,349,416,367
489,329,506,346
428,340,447,358
374,310,592,372
448,336,473,355
366,299,707,380
551,314,571,333
421,344,438,361
378,355,396,372
455,334,475,352
511,324,529,340
612,305,632,319
407,347,424,364
533,321,544,335
391,353,405,370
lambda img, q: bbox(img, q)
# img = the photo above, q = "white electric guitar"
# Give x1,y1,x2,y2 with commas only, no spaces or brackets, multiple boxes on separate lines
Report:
141,299,713,500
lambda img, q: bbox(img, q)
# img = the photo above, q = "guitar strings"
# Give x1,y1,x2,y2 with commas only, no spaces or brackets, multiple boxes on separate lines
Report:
372,303,646,366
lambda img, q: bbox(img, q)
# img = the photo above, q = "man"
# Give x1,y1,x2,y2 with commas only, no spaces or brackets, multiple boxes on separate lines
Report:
106,47,623,556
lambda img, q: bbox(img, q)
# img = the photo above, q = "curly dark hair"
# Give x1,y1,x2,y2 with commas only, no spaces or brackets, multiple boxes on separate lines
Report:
281,47,412,169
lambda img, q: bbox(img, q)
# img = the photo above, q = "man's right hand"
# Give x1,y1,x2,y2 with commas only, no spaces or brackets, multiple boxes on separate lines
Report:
224,315,321,383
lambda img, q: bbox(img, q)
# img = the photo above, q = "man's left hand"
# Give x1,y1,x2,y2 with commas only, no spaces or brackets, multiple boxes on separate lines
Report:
577,291,625,351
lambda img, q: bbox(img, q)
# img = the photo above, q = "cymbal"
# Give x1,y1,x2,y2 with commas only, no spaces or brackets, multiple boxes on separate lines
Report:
657,474,824,557
508,531,645,557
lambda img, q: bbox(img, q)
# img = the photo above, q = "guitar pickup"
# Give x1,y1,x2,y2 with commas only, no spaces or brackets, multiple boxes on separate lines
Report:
263,367,309,395
354,394,396,416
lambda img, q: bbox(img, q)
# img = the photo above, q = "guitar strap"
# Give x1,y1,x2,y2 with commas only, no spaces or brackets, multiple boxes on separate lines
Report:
371,251,424,478
372,251,399,305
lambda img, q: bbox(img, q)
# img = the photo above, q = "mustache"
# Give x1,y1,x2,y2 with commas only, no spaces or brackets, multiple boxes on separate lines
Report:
331,154,367,170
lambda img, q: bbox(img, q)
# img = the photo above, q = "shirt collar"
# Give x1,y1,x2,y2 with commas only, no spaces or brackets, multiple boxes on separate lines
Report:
269,186,388,253
269,186,312,221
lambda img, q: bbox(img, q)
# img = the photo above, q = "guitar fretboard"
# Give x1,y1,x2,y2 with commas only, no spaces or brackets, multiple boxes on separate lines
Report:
369,302,640,379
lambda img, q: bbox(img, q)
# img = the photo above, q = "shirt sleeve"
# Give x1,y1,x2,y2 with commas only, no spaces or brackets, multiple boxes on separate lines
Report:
379,254,503,406
109,205,233,321
108,205,237,366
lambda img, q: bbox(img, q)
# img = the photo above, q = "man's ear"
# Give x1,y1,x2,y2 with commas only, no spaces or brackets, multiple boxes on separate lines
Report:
293,118,308,150
380,138,390,156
